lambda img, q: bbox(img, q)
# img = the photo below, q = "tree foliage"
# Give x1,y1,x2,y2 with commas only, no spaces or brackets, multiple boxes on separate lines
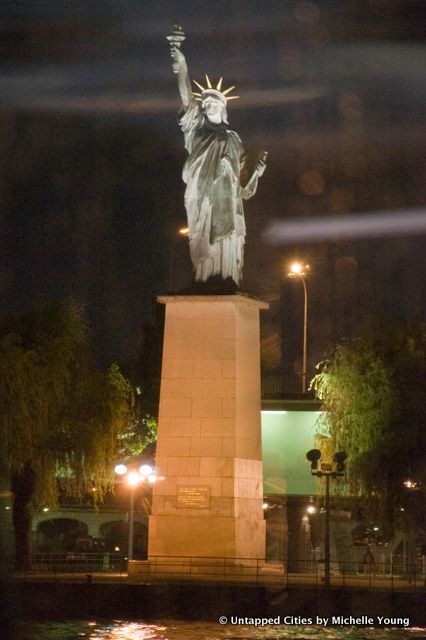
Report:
312,319,426,537
117,413,157,461
0,300,133,504
116,319,161,464
0,300,134,567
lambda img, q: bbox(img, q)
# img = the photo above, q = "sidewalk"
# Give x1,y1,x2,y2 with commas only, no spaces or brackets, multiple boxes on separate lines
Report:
10,570,426,591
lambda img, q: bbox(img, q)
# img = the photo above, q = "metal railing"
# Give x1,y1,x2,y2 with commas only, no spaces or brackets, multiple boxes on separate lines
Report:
261,373,314,397
13,554,426,590
128,556,425,590
283,558,425,590
261,373,313,400
28,552,126,573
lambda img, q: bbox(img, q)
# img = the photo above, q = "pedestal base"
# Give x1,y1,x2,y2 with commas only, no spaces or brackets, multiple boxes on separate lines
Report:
128,558,284,584
149,295,268,563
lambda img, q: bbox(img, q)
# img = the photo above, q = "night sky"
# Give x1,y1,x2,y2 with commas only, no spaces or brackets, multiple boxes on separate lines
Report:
1,0,425,378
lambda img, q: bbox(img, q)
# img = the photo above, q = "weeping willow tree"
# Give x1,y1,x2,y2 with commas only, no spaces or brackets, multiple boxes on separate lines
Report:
312,320,426,539
0,300,133,570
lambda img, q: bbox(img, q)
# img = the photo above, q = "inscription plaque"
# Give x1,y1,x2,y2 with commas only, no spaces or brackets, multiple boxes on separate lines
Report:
177,485,210,509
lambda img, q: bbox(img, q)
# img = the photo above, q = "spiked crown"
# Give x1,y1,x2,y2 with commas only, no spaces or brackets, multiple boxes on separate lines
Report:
192,74,239,104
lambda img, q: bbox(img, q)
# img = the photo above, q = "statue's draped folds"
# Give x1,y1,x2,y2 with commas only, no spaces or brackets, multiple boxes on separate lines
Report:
168,24,266,285
180,100,259,284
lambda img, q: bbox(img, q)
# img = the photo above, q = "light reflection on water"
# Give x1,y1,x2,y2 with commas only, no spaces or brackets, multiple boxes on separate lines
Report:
15,620,426,640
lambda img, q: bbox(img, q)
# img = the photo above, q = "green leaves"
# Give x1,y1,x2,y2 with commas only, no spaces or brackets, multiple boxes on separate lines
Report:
312,320,426,535
0,300,133,507
117,414,158,459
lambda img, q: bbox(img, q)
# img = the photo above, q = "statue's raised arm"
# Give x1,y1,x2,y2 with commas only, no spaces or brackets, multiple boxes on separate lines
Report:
166,24,267,287
167,25,192,107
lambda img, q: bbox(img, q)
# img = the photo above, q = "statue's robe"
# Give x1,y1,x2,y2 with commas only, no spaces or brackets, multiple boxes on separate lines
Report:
179,100,258,284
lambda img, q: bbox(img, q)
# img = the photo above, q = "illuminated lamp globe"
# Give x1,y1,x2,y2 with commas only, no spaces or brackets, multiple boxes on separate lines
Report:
290,262,303,274
115,464,128,475
127,471,142,486
404,479,417,489
139,464,153,477
288,261,310,278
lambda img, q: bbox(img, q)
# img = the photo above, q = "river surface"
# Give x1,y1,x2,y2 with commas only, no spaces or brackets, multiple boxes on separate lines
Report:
13,620,426,640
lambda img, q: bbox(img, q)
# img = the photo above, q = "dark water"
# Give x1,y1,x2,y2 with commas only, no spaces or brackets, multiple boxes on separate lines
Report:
13,620,426,640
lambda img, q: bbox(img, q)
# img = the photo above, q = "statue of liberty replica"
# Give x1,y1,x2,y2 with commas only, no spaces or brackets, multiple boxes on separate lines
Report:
168,25,267,286
135,27,271,576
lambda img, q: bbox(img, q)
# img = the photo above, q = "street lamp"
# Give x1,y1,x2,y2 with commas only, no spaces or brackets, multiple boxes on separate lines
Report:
402,477,422,580
169,226,189,291
306,448,346,587
288,261,310,394
114,463,157,562
403,479,418,489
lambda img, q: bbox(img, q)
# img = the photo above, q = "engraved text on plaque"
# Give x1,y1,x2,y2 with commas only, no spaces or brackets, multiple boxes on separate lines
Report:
177,485,210,509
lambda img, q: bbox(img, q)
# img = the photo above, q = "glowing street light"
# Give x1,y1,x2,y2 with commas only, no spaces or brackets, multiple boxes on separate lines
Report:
127,471,143,487
114,464,127,476
139,464,153,476
114,463,158,562
288,261,311,394
404,479,418,490
289,261,309,277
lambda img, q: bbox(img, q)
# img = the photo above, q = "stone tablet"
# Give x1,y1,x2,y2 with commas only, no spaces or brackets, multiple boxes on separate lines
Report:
177,485,210,509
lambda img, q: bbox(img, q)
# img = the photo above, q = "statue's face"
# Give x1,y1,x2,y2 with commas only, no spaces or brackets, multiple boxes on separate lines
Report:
202,96,224,123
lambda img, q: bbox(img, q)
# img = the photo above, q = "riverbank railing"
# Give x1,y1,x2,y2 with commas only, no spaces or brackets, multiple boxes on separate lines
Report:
18,554,426,590
131,556,425,590
29,552,125,573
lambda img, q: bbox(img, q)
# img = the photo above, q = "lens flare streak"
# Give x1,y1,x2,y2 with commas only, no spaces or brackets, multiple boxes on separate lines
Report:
264,209,426,245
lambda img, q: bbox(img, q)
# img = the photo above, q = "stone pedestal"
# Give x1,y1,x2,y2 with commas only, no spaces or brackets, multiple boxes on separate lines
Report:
147,294,268,563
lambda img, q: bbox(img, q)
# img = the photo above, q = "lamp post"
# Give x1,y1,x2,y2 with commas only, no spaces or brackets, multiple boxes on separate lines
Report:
288,262,310,394
114,463,157,562
169,226,189,291
306,449,346,587
402,477,421,582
